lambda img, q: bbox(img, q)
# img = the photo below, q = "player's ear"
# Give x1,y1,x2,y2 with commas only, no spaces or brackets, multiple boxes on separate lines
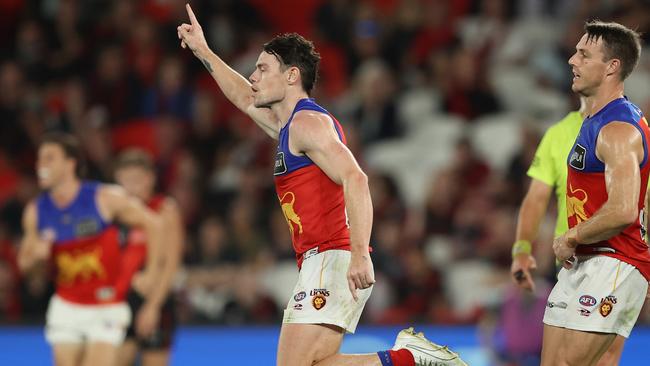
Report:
606,58,621,77
287,66,300,85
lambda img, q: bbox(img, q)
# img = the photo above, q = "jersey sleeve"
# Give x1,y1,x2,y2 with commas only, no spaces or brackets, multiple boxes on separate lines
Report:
527,127,557,187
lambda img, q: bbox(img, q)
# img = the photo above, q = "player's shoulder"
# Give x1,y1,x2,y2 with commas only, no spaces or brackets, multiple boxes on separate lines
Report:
290,109,334,136
604,98,643,123
96,183,129,202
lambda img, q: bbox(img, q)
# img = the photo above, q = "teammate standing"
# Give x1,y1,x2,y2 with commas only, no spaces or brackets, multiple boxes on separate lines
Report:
177,4,466,366
511,97,630,364
541,21,650,366
18,133,163,366
114,149,183,366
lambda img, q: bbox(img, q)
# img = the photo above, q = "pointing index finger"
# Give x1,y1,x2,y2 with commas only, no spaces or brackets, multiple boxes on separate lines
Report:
186,3,198,25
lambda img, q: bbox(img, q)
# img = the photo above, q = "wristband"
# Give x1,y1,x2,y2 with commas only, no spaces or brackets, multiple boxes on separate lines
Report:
512,239,532,258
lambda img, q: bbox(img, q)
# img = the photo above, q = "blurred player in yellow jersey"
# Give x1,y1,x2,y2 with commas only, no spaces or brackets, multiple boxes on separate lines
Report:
510,97,629,365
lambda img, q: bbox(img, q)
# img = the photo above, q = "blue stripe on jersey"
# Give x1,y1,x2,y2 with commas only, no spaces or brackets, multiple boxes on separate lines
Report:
273,98,344,176
36,181,109,244
568,97,647,173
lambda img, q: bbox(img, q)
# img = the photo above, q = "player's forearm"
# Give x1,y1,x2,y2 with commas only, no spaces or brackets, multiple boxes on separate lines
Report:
194,46,253,113
142,216,164,279
515,194,549,243
343,171,373,254
146,237,181,306
573,204,638,244
17,248,38,273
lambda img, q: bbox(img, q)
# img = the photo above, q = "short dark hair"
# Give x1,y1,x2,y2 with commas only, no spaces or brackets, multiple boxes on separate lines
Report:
263,33,321,95
40,132,85,177
114,148,155,173
584,20,642,81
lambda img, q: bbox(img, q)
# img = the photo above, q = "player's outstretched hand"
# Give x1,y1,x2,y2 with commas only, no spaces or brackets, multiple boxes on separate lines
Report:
177,4,208,56
347,253,375,301
510,253,537,292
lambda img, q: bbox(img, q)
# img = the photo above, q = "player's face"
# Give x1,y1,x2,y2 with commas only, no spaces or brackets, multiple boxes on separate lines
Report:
36,143,74,189
568,33,610,96
249,51,287,108
114,166,155,201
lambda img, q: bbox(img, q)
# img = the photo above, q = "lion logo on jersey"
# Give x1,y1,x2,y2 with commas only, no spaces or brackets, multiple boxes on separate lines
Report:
279,192,303,235
567,184,589,224
56,247,106,285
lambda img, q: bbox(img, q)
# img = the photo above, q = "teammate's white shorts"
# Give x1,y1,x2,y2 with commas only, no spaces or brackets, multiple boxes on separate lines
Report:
543,255,648,338
282,249,372,334
45,295,131,345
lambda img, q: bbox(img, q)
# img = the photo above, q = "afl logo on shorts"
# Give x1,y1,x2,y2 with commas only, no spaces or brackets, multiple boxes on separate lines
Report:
579,295,597,307
312,295,326,310
294,291,306,302
569,144,587,170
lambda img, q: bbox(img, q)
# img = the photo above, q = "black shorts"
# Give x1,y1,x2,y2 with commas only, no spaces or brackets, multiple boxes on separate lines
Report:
125,289,176,350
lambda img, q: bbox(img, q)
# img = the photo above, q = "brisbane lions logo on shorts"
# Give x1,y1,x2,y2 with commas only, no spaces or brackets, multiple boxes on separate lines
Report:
599,295,617,317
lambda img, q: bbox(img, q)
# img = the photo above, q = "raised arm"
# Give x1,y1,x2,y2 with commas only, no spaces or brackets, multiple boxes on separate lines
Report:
290,111,374,300
18,201,52,273
177,4,279,138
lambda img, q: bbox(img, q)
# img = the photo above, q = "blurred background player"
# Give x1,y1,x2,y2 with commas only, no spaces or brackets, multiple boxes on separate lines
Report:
114,148,183,366
542,21,650,366
177,4,466,366
18,133,164,366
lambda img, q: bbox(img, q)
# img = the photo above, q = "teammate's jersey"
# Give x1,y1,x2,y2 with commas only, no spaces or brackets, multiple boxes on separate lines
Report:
566,97,650,280
528,111,583,237
273,98,350,267
115,194,165,298
36,181,123,304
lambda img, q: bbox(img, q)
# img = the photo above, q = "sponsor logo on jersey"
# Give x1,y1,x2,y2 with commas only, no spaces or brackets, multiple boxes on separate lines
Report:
75,217,100,237
569,143,587,170
579,308,591,317
274,151,287,175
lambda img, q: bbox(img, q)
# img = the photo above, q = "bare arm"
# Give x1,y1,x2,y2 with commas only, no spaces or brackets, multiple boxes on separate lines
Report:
511,179,552,291
569,122,643,244
97,185,164,292
290,111,374,298
18,201,51,273
516,179,553,242
146,198,184,306
177,4,279,138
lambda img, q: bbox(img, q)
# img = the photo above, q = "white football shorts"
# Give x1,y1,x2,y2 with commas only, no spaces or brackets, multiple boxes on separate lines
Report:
282,249,372,334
